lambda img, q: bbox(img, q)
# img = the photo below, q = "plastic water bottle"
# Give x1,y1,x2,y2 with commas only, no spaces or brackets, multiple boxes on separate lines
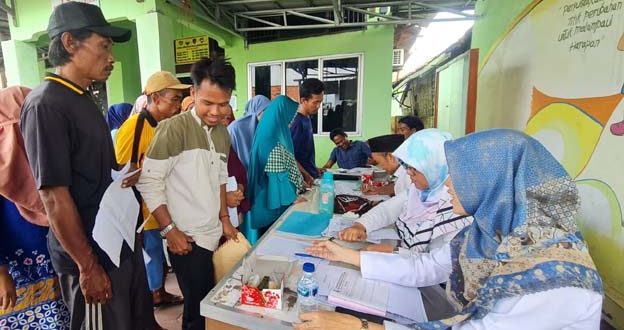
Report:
319,171,335,215
297,262,319,313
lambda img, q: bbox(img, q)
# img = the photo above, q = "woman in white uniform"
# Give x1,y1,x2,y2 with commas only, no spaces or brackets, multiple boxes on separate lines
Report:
295,129,603,330
341,129,472,254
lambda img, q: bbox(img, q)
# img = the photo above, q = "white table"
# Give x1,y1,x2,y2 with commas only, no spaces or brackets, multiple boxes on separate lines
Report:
200,186,443,330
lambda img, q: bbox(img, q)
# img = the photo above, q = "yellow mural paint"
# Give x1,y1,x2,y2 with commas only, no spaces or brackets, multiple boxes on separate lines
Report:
525,103,602,178
576,179,624,307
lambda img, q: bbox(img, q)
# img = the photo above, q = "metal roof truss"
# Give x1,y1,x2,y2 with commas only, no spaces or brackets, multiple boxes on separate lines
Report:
198,0,476,33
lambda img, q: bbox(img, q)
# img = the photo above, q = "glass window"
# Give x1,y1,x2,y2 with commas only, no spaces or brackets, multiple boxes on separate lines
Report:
250,63,282,100
286,60,319,132
248,55,362,135
321,57,359,133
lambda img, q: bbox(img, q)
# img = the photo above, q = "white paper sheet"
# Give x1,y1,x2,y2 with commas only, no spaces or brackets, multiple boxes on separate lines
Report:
92,216,124,267
315,265,426,321
255,236,312,261
226,176,240,227
142,249,151,264
328,270,390,316
387,284,427,322
321,214,357,238
92,164,141,267
315,264,357,296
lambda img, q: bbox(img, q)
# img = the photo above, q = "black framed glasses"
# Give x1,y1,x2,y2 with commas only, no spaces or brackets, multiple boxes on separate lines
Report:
398,158,409,169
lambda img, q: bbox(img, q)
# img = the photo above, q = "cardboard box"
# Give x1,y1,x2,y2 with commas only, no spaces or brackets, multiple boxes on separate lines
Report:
240,280,284,310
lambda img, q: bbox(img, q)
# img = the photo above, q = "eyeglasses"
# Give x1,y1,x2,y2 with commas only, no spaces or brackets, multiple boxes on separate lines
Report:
161,96,183,105
397,159,413,170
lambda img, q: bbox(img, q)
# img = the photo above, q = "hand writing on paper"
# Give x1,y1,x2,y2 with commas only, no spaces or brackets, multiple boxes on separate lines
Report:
305,240,360,267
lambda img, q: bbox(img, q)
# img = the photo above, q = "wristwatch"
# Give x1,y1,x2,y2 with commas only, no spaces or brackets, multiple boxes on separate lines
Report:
159,222,176,238
360,318,369,330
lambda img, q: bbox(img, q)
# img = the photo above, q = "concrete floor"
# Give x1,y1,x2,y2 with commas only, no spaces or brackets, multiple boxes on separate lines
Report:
154,273,184,330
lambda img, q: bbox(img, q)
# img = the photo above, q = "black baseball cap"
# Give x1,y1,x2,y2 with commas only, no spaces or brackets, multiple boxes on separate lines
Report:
47,2,131,42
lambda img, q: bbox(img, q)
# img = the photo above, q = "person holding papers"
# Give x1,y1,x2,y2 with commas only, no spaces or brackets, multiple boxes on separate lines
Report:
340,129,472,254
297,129,603,330
221,105,250,220
20,3,153,329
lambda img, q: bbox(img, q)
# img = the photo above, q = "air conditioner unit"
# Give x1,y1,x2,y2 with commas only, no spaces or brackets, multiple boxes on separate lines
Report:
392,49,404,67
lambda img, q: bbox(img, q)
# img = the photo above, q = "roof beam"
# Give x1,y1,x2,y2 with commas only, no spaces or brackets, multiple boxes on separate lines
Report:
343,6,403,21
411,1,474,17
286,10,334,24
233,6,333,15
236,16,475,32
333,0,342,25
218,0,279,5
237,13,281,27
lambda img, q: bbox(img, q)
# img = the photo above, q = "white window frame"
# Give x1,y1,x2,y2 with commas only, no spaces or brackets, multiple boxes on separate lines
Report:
247,53,364,136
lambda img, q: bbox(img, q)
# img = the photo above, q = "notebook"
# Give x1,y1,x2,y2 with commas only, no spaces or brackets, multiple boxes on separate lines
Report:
276,211,331,238
327,270,389,317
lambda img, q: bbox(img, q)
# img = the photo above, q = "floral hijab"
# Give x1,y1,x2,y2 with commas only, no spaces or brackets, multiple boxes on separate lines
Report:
412,129,602,329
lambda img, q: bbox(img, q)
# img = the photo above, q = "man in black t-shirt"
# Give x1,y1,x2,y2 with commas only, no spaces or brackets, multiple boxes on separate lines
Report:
20,3,154,329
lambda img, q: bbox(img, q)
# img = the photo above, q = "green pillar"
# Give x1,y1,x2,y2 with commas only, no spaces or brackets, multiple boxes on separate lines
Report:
1,40,41,88
135,12,176,89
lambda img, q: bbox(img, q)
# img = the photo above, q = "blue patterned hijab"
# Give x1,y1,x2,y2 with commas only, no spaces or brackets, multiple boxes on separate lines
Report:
413,129,602,329
228,95,271,170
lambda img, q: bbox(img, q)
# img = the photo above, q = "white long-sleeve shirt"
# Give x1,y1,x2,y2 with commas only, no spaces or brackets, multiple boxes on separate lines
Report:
360,245,602,330
356,190,406,232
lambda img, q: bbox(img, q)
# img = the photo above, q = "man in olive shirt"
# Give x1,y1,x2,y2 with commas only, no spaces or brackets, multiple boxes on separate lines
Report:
20,3,153,329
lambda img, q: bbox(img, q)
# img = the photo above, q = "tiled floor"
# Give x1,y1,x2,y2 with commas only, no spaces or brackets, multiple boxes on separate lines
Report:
154,273,184,330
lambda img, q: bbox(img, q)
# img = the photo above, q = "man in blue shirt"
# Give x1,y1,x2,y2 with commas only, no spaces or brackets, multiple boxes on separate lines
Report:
321,128,372,170
290,78,324,185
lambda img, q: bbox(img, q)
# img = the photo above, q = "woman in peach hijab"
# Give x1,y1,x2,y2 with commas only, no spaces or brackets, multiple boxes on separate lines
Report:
0,86,70,327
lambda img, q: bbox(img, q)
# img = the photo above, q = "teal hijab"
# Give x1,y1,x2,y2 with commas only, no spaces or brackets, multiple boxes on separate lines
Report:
244,96,300,241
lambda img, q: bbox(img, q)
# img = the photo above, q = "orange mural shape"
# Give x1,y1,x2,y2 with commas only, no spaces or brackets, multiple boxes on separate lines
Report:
530,87,624,126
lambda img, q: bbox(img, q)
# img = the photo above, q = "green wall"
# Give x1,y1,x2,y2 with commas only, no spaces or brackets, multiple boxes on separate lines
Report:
5,0,394,166
225,26,395,165
109,20,141,105
9,0,156,42
472,0,535,68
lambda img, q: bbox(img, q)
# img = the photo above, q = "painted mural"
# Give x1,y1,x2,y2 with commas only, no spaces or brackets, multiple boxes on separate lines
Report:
476,0,624,313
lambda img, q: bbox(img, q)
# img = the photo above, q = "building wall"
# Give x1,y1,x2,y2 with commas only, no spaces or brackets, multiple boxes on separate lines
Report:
5,0,394,168
472,1,624,327
226,26,395,165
